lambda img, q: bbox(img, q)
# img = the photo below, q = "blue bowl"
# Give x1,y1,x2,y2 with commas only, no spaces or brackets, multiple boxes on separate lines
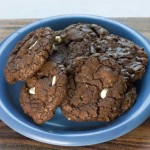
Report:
0,15,150,146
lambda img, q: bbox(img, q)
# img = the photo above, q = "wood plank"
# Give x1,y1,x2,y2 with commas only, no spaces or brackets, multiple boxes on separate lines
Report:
0,18,150,41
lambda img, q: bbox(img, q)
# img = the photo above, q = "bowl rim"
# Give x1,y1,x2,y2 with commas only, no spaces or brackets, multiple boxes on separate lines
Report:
0,14,150,146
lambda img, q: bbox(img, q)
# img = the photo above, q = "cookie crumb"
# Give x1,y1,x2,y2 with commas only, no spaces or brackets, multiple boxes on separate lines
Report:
100,88,108,99
29,87,35,94
55,36,62,43
29,41,37,50
52,76,56,86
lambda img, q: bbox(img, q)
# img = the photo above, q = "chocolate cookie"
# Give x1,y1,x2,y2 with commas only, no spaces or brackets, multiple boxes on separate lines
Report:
61,54,136,122
60,23,109,44
20,61,67,124
5,27,55,84
92,34,148,82
60,23,109,63
121,85,137,113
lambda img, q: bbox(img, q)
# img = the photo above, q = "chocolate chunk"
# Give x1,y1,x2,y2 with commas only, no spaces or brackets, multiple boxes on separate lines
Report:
49,43,67,64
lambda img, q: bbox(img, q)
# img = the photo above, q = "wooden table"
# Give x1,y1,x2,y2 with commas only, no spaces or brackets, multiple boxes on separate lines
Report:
0,18,150,150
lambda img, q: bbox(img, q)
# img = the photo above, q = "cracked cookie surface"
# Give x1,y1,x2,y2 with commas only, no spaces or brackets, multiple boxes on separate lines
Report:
61,54,136,121
60,23,109,44
5,27,55,83
60,23,109,64
92,34,148,82
20,61,67,124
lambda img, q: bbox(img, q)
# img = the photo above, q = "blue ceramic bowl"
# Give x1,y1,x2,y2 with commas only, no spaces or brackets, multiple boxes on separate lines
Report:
0,15,150,146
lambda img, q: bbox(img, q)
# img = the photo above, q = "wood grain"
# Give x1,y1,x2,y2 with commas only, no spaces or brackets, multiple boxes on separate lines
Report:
0,18,150,150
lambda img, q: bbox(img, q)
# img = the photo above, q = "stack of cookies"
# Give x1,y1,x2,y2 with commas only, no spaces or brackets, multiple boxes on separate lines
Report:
4,24,148,124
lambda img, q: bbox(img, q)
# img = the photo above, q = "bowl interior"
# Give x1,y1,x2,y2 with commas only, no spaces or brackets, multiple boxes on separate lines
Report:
0,16,150,135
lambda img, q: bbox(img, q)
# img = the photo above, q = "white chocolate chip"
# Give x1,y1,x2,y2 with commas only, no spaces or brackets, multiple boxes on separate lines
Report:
100,88,108,99
52,44,56,49
55,36,62,43
29,87,35,94
52,76,56,86
68,118,71,120
29,41,37,50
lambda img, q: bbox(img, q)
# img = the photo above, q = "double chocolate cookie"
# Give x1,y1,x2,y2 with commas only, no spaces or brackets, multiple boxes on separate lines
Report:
60,23,109,64
20,61,67,124
60,23,109,44
61,54,136,121
5,27,55,83
91,34,148,82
